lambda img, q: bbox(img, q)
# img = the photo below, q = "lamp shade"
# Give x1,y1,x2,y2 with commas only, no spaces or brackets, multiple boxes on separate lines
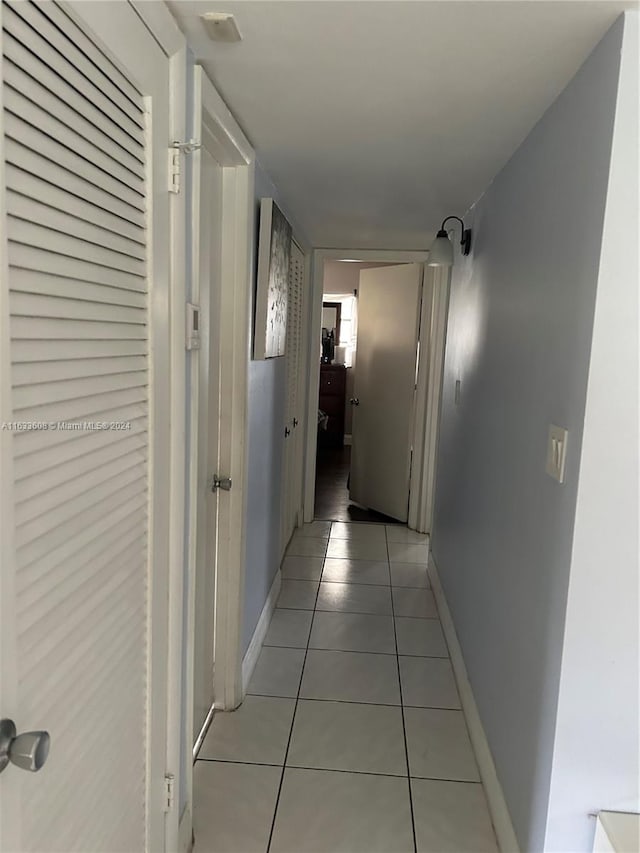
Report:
427,230,454,267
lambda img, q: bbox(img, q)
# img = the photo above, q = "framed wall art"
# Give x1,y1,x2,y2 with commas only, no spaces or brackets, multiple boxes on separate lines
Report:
254,197,292,359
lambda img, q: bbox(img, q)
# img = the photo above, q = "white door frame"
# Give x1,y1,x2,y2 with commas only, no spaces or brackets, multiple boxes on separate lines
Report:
408,265,451,533
166,41,189,853
189,62,254,710
122,7,190,852
303,248,448,530
181,63,255,847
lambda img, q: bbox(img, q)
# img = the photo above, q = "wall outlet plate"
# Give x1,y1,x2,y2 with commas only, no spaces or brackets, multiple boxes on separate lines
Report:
546,424,568,483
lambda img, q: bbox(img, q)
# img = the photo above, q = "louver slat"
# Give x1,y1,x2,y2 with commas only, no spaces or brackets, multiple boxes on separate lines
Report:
3,4,145,140
2,36,144,160
7,1,144,128
8,195,146,261
3,58,145,178
4,86,145,194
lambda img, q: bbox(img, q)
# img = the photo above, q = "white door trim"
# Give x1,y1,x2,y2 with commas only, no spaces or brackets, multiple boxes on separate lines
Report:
408,265,451,533
107,8,190,850
201,62,254,712
181,62,255,845
303,249,429,524
121,11,194,853
164,45,189,853
129,1,185,57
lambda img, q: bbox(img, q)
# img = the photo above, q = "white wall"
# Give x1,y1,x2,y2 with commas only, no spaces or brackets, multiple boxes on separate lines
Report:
322,259,394,295
544,13,639,851
431,16,627,851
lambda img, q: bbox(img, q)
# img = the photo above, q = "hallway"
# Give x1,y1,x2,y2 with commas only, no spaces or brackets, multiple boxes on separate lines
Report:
193,522,498,852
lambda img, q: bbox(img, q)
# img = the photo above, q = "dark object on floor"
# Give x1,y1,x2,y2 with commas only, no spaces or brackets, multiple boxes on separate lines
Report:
315,445,400,524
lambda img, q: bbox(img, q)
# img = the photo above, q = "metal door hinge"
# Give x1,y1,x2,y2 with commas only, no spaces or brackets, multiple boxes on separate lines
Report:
168,140,202,194
163,773,175,813
168,148,181,194
171,139,202,154
212,475,232,492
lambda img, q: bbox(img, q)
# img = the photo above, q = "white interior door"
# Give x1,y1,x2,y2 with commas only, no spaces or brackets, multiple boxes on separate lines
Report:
0,2,174,850
192,142,223,738
350,263,422,522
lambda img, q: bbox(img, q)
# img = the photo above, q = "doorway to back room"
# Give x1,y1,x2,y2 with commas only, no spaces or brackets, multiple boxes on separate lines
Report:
314,259,418,524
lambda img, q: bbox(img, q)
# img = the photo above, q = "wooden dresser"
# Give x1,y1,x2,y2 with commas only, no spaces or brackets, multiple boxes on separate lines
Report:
318,363,347,447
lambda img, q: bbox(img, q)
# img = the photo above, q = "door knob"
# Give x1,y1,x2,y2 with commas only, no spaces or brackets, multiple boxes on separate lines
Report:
349,398,360,406
212,476,232,492
0,719,50,774
284,427,291,437
292,418,299,428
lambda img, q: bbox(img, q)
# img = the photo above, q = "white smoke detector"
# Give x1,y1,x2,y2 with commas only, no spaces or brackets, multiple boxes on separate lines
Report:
200,12,242,43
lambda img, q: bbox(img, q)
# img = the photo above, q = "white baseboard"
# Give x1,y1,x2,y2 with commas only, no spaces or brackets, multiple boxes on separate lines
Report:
428,555,520,853
344,434,352,446
242,568,282,693
178,806,193,853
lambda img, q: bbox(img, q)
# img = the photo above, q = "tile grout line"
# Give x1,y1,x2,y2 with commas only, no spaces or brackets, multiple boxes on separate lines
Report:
262,643,449,659
283,578,432,590
243,691,462,711
279,605,437,620
387,525,419,853
265,524,331,852
198,757,483,785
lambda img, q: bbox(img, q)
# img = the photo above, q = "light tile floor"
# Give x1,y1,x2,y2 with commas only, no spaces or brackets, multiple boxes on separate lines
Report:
194,522,499,853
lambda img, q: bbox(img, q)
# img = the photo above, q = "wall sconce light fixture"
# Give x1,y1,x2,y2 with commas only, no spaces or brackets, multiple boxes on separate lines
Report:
427,216,472,267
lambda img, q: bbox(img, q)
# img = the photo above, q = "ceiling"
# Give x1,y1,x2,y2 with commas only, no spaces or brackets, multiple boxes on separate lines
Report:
169,1,635,249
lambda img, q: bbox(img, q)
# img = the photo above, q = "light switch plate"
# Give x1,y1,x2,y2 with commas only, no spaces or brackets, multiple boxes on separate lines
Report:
546,424,568,483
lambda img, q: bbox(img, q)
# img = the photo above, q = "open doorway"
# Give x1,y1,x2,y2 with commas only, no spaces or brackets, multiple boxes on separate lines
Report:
304,250,448,535
314,259,418,524
316,262,368,521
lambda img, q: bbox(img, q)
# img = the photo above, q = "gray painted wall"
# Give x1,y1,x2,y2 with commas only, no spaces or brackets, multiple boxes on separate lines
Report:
431,18,624,851
243,163,304,653
545,13,639,851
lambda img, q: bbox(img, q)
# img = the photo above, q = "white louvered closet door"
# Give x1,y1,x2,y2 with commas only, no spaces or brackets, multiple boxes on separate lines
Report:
0,3,174,851
282,241,304,547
